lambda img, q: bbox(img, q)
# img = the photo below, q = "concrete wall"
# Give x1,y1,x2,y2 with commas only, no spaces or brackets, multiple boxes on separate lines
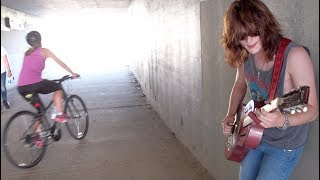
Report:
129,0,319,180
128,0,203,165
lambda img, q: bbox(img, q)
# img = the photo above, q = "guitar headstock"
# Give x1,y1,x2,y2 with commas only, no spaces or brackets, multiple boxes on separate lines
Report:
242,86,310,127
280,86,310,114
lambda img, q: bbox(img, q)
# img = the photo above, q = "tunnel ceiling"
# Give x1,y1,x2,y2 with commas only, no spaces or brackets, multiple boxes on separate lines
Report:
1,0,132,16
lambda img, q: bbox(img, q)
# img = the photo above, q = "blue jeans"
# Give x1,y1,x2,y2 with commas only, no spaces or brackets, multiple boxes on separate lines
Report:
240,142,304,180
1,72,7,101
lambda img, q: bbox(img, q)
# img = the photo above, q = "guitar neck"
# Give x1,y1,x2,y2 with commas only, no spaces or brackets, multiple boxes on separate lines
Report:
241,86,309,127
242,98,282,127
261,98,282,112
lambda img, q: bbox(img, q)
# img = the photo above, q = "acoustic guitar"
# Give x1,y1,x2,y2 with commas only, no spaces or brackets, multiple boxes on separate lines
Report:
225,86,310,163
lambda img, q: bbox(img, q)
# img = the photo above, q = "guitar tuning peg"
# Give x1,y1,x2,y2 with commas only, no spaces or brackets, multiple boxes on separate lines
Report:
296,105,308,113
302,106,308,112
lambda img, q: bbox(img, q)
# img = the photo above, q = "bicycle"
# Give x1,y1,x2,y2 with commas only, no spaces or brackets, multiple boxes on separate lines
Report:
2,75,89,168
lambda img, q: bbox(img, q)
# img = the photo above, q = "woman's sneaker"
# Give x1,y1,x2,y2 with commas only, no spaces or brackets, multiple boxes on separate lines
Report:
33,138,44,148
55,114,71,123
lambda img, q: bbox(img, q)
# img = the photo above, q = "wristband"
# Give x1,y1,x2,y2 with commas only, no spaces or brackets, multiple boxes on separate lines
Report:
279,111,290,130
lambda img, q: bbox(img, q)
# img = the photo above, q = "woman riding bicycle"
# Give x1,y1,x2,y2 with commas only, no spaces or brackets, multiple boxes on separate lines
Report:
17,31,78,123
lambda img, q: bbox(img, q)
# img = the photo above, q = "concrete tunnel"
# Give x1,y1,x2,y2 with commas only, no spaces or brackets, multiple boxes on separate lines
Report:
1,0,319,180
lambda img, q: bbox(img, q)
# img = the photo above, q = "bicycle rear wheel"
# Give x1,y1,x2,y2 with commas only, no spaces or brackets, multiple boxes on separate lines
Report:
2,111,47,168
64,95,89,140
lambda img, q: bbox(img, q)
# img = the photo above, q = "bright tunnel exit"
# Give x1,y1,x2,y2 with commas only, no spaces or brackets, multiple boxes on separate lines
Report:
36,11,136,78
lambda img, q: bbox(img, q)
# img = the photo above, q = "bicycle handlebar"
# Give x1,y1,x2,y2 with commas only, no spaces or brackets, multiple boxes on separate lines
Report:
52,74,80,83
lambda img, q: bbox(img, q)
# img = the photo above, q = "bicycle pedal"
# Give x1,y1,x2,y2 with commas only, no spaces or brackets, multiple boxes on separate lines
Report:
53,128,62,141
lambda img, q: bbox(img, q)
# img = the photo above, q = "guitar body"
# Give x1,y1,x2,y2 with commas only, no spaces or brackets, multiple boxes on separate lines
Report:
224,86,310,163
225,103,264,163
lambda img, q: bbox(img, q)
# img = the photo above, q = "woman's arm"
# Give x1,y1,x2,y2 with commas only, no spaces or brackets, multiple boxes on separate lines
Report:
43,48,78,78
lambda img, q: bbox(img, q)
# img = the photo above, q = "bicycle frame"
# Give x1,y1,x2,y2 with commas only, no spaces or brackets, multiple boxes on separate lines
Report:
31,76,71,136
34,76,70,117
2,74,88,168
37,88,68,115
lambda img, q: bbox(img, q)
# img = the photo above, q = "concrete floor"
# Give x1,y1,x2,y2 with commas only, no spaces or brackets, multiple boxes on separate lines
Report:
1,65,214,180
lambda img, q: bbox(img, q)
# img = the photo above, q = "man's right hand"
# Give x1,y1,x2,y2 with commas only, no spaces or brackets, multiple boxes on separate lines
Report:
222,115,234,136
7,70,12,78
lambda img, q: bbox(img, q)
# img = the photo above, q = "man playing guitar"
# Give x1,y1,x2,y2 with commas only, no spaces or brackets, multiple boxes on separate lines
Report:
220,0,318,179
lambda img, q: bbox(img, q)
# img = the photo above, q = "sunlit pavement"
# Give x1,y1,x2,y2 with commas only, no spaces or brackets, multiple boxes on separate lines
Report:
1,65,213,180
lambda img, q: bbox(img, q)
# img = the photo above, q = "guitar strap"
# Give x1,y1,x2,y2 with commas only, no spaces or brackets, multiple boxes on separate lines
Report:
268,38,292,100
248,38,291,125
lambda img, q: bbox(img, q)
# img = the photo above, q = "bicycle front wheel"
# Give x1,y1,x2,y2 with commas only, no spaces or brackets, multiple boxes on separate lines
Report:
64,95,89,140
2,111,47,168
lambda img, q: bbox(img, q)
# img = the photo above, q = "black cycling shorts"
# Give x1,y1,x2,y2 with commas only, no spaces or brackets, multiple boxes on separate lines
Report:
18,79,62,96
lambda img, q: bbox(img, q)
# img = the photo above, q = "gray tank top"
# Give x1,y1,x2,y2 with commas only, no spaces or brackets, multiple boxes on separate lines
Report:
244,41,309,149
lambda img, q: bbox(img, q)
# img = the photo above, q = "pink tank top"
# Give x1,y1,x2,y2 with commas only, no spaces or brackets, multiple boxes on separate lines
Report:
18,48,46,86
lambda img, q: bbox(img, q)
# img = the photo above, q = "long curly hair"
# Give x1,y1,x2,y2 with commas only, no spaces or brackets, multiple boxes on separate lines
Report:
221,0,283,68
